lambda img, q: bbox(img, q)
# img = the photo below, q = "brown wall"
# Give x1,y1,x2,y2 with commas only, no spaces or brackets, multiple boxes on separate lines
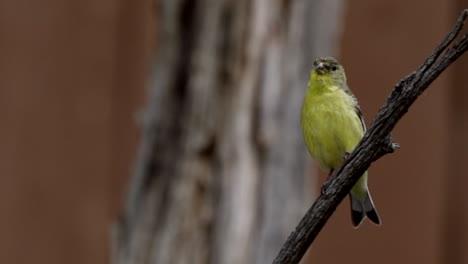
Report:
0,0,150,263
0,0,466,264
445,2,468,264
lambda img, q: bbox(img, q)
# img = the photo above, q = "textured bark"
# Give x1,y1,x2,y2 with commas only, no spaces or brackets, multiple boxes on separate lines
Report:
114,0,345,264
273,9,468,264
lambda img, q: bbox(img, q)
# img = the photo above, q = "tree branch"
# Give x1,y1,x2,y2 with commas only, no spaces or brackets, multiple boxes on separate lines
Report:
272,9,468,264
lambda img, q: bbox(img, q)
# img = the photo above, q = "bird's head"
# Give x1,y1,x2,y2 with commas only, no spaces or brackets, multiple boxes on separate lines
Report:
311,57,347,88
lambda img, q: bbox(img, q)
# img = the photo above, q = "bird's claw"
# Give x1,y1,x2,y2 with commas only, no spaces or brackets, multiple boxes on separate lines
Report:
344,151,351,160
321,179,332,195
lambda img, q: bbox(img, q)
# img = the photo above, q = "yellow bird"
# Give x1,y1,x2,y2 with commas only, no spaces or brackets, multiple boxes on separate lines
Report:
301,57,381,227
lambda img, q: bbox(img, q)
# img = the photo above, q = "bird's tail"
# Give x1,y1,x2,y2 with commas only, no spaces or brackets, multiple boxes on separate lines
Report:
349,190,381,228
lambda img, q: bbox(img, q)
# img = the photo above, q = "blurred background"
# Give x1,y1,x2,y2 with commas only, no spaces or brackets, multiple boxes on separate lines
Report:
1,0,467,264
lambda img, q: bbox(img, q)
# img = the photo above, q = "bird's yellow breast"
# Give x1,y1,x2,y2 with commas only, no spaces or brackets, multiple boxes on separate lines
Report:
301,87,364,171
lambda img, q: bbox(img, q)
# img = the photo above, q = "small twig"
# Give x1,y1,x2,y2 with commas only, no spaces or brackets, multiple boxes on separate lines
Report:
272,9,468,264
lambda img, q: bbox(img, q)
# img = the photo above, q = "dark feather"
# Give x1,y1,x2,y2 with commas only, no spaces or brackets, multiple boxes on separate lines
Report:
366,207,381,225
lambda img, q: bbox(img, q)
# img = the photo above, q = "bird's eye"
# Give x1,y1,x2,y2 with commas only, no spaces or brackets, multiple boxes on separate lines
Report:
331,66,337,71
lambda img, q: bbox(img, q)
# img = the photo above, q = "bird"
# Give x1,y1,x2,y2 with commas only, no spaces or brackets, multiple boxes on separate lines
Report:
300,56,381,228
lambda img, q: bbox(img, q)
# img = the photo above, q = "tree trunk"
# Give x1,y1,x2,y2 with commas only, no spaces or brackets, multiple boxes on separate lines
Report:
114,0,345,263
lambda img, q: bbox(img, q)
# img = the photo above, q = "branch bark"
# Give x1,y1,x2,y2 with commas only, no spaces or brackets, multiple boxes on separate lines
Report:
273,9,468,264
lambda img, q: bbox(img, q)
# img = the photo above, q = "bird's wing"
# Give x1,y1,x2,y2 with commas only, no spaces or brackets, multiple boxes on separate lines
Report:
355,104,366,132
343,84,366,132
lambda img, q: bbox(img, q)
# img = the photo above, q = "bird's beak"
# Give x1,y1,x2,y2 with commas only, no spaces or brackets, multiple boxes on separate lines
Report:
315,62,326,75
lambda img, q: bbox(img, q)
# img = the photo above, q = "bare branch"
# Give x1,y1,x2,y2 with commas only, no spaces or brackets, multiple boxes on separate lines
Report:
272,9,468,264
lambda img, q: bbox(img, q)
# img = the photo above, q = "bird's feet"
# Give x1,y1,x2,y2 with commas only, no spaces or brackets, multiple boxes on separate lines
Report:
325,169,334,181
321,153,351,196
344,151,351,160
320,182,330,195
